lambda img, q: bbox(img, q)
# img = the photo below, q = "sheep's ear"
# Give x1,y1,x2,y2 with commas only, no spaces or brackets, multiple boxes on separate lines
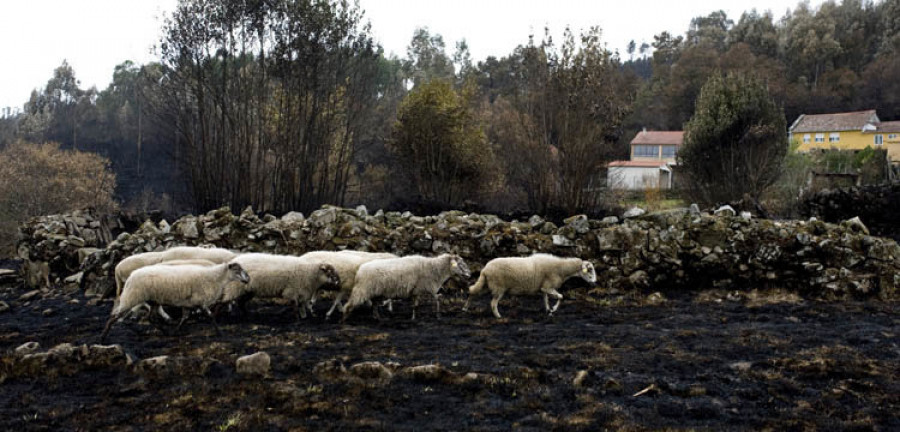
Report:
451,259,458,268
319,264,329,272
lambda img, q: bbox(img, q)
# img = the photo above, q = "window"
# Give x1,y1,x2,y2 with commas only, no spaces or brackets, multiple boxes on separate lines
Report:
803,134,810,143
829,133,840,143
875,135,883,146
890,134,898,139
661,146,677,158
815,133,825,143
633,145,659,158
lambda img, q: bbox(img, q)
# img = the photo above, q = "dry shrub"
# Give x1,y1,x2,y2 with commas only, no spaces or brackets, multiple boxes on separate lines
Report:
642,185,662,211
0,140,117,254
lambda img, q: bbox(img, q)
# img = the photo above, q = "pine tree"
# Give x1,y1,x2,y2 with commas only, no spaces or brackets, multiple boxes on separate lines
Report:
678,72,787,206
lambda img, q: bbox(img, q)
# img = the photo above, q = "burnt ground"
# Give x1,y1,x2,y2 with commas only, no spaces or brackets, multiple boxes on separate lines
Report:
0,282,898,431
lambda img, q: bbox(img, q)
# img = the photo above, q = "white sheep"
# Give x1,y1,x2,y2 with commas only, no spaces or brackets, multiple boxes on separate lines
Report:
100,261,250,342
114,246,238,297
341,254,471,322
221,253,341,320
298,250,399,319
463,253,596,319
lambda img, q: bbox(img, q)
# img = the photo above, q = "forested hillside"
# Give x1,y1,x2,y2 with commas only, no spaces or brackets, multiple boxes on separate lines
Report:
0,0,896,216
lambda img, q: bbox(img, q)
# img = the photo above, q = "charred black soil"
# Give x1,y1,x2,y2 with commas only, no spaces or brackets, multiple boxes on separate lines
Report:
1,285,898,431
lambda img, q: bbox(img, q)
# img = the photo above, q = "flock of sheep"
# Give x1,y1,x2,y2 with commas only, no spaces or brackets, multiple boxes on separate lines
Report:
100,246,598,342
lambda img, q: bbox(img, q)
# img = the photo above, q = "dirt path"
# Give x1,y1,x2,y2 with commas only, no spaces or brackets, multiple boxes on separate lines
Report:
1,286,898,431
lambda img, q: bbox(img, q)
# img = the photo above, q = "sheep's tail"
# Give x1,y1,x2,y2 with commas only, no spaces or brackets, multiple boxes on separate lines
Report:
468,273,486,296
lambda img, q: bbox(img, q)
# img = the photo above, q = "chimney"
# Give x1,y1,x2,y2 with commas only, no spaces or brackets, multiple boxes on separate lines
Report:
642,127,646,133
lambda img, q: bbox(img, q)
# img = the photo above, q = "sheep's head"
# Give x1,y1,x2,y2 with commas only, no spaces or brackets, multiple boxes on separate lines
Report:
319,264,341,288
227,262,251,284
449,255,471,279
579,261,597,284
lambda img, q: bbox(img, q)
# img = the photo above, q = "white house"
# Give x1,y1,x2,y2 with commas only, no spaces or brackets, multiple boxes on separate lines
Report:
607,130,683,190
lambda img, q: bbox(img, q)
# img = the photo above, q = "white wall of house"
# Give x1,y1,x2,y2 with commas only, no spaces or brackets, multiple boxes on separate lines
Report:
608,166,670,189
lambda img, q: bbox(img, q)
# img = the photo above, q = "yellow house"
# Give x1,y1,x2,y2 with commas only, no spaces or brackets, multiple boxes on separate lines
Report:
789,109,883,151
875,121,900,162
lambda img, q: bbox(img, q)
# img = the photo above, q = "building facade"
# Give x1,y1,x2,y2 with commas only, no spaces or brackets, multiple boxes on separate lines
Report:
608,130,683,190
789,110,900,162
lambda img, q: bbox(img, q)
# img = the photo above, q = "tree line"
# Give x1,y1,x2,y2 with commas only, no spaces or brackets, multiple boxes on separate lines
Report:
0,0,897,218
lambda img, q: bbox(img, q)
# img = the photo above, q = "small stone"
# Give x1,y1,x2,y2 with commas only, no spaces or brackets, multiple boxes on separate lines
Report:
349,361,393,381
236,351,270,376
841,216,869,235
42,308,54,317
689,203,701,216
623,207,646,218
714,205,736,217
19,290,41,302
552,235,575,247
0,301,10,313
573,370,589,387
15,341,40,356
739,211,752,220
601,216,619,224
281,211,305,223
401,364,452,382
730,361,753,372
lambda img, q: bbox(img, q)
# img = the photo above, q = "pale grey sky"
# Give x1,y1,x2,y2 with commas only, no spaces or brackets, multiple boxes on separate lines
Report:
0,0,819,111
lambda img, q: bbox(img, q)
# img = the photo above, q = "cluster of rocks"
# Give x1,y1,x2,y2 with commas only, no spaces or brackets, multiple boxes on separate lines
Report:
15,204,900,299
1,342,271,382
15,209,133,289
804,182,900,241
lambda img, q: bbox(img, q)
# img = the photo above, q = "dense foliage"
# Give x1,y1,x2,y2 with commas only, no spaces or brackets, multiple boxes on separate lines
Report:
0,141,116,253
0,0,898,216
679,73,788,206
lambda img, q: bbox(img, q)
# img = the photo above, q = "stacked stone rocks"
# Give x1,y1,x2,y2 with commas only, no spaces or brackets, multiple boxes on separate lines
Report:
15,204,900,299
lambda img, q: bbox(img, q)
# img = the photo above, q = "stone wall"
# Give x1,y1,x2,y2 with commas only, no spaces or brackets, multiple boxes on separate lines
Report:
16,205,900,299
803,183,900,241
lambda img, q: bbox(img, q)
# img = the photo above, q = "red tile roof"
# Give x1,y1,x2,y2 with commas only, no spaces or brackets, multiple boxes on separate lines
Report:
608,160,668,168
790,110,879,133
630,131,684,146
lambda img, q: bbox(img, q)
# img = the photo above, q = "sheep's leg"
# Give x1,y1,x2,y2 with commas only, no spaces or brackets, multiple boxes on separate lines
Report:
384,299,394,313
547,289,563,314
306,298,316,318
543,293,551,312
462,297,471,312
325,292,345,320
294,299,307,321
433,292,441,318
175,307,190,332
490,292,504,319
100,312,125,343
411,296,419,321
157,305,174,322
341,299,357,323
203,307,221,336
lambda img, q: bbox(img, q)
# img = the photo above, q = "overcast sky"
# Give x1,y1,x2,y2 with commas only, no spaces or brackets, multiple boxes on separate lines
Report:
0,0,822,111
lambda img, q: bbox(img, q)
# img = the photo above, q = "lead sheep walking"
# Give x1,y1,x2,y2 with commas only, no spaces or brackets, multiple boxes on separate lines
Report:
100,261,250,342
463,254,596,319
298,250,398,320
222,253,341,320
114,246,238,296
342,254,471,322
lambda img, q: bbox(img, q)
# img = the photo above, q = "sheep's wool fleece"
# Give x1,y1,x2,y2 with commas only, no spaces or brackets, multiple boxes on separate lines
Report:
115,263,230,315
225,253,324,301
354,254,454,299
482,254,583,295
301,251,396,290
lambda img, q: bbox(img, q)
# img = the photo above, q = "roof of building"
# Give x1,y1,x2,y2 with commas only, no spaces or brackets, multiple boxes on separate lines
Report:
875,121,900,133
630,131,684,146
608,160,669,168
790,110,879,133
